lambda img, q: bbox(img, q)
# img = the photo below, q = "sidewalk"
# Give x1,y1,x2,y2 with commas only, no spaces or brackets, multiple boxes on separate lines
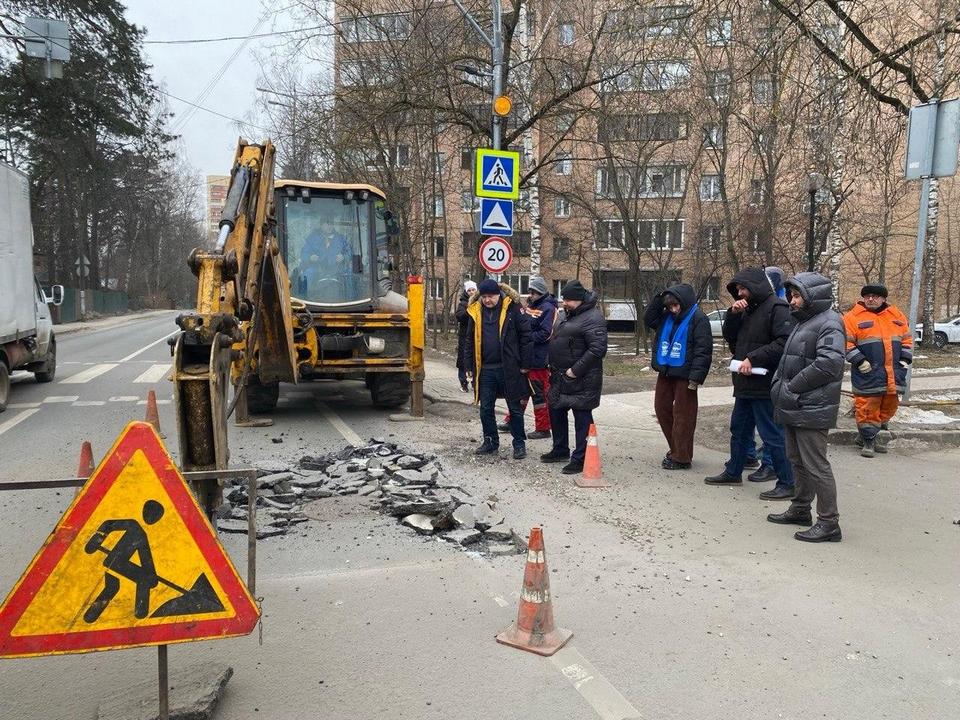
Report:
54,309,174,336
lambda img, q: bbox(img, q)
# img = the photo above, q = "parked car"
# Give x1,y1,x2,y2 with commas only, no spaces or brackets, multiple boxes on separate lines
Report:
707,309,726,338
915,316,960,349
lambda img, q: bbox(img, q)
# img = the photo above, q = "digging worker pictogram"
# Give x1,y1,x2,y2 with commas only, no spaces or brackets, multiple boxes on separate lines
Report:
82,500,165,623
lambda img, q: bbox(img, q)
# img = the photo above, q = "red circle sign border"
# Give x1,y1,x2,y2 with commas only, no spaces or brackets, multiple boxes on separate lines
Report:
478,236,514,274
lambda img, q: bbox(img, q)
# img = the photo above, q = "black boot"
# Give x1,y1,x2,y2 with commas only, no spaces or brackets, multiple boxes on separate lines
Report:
527,430,551,440
540,449,570,463
795,521,842,543
497,422,510,432
860,438,875,458
513,445,527,460
767,507,813,525
759,486,795,501
561,460,584,474
704,471,742,485
747,465,777,483
474,437,498,455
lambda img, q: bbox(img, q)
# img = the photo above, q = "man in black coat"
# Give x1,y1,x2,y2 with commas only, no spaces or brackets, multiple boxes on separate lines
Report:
464,279,533,459
541,280,608,475
455,280,477,392
644,283,713,470
705,267,796,500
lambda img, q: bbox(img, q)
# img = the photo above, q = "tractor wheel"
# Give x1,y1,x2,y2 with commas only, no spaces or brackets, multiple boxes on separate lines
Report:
246,377,280,414
368,373,410,409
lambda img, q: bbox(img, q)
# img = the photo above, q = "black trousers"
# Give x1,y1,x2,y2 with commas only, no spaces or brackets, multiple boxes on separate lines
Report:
549,406,593,463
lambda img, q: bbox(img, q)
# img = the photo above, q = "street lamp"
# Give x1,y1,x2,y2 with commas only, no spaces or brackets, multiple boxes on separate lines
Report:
806,172,825,272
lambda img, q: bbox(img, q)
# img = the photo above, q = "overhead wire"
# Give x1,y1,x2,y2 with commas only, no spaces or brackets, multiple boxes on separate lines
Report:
144,25,333,44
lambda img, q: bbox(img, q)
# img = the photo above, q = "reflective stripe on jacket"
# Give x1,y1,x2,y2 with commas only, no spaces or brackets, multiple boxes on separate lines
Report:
843,302,913,395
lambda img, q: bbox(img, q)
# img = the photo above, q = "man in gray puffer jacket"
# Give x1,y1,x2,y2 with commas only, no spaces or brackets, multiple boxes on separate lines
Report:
768,272,845,543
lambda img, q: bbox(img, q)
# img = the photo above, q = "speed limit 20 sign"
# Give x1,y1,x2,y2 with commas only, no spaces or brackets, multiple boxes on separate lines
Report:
478,237,513,274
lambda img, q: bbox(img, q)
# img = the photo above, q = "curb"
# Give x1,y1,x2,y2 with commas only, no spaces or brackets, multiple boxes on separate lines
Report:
830,428,960,446
55,309,175,336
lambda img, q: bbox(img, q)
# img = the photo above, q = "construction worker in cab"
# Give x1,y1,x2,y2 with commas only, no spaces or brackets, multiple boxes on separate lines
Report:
464,279,533,460
843,283,912,457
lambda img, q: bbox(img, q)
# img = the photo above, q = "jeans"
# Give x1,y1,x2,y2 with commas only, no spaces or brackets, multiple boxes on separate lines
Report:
549,406,593,464
478,367,525,449
745,433,773,467
724,398,794,490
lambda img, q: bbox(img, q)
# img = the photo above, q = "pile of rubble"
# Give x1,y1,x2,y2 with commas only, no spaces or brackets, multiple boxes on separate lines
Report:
217,440,524,556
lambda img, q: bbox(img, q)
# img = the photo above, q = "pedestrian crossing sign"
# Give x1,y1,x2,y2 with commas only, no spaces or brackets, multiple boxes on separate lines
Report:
475,148,520,200
0,421,259,657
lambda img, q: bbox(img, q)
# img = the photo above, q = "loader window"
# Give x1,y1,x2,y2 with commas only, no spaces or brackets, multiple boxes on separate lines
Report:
285,195,374,305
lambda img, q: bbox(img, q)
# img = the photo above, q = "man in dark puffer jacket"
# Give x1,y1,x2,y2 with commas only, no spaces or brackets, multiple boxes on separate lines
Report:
541,280,608,475
644,283,713,469
768,272,845,543
705,267,796,500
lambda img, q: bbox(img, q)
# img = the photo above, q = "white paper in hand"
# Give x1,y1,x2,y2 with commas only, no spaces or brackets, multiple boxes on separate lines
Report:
729,360,769,376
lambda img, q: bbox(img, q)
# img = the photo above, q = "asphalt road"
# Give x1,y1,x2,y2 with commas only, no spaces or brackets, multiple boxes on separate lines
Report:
0,312,958,720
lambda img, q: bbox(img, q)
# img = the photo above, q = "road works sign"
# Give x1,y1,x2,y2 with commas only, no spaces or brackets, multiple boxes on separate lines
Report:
0,422,259,658
475,148,520,200
478,236,513,274
479,198,514,236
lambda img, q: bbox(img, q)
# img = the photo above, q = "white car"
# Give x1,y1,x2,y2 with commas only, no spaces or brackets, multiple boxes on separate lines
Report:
707,309,727,338
915,316,960,349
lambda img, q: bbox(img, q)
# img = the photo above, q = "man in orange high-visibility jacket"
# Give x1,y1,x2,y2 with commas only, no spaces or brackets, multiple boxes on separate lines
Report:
843,284,912,458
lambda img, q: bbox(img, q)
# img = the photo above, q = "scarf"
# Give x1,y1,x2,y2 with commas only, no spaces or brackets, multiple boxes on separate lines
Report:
656,305,697,367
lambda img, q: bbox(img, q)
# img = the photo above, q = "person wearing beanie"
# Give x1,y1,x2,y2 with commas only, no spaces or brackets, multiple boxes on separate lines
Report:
498,276,558,439
541,280,608,474
455,280,479,392
843,283,911,457
463,280,533,459
644,283,713,470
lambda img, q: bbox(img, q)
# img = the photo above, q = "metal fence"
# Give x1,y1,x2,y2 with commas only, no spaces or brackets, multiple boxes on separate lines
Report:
52,287,129,324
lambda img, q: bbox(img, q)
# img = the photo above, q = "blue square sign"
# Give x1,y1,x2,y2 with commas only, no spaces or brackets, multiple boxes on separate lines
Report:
475,149,520,199
480,198,513,236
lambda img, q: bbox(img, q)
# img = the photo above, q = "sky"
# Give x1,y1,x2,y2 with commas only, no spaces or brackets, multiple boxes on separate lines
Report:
125,0,288,178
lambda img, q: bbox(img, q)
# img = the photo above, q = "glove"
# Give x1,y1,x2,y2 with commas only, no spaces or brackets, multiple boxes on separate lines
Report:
857,360,872,373
687,381,699,391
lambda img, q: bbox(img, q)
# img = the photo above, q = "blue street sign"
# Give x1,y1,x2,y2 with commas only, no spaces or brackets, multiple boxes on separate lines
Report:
475,149,520,200
480,198,514,236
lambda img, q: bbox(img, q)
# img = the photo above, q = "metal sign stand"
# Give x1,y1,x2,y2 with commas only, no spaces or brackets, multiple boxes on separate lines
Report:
159,645,169,720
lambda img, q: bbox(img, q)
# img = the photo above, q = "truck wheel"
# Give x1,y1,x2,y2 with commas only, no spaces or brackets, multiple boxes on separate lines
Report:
0,363,9,413
246,377,279,414
33,339,56,383
935,331,948,349
369,373,411,409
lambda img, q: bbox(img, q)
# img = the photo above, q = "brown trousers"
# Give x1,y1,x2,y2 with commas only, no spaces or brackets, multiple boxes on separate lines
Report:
654,375,699,464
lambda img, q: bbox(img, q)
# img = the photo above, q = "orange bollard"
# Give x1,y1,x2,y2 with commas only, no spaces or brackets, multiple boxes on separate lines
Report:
75,440,94,496
145,390,164,437
575,424,609,488
495,527,572,656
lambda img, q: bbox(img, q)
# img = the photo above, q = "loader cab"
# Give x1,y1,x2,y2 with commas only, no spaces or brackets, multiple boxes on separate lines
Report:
276,181,392,312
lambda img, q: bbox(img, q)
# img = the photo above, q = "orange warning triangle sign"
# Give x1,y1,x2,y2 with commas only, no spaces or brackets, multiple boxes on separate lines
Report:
0,422,259,658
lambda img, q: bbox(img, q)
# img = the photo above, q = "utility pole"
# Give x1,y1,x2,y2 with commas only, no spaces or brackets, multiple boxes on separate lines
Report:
257,86,301,176
452,0,505,150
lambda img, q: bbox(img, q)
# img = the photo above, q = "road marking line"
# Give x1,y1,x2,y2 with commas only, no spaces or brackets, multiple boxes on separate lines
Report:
492,595,509,608
43,395,80,403
108,396,140,402
7,402,41,409
136,399,171,405
317,402,364,446
118,331,177,363
59,363,118,384
133,363,171,383
0,408,40,437
72,400,106,407
549,647,642,720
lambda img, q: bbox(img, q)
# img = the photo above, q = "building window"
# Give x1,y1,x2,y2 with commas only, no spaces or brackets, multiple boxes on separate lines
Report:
704,122,725,149
706,17,732,46
462,232,480,257
749,227,770,252
460,190,474,213
699,225,722,250
749,179,766,205
558,22,575,46
636,219,684,250
432,236,445,258
554,196,571,217
428,277,445,300
597,112,688,142
641,5,692,38
432,195,445,217
555,114,574,133
553,279,570,296
706,70,731,103
596,165,685,198
593,270,630,299
702,276,720,301
460,147,473,170
432,152,445,173
513,232,532,256
595,220,625,249
502,273,531,295
391,145,409,168
555,152,573,175
553,236,570,260
640,61,691,91
341,13,412,42
699,174,722,201
752,75,775,105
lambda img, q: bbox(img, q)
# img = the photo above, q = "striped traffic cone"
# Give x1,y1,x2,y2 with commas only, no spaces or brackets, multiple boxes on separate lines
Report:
496,526,572,656
575,424,609,488
145,390,164,438
75,440,94,496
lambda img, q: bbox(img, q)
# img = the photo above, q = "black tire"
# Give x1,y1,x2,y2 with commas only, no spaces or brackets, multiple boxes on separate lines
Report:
369,373,411,409
246,377,279,414
934,331,948,350
34,338,56,383
0,362,9,413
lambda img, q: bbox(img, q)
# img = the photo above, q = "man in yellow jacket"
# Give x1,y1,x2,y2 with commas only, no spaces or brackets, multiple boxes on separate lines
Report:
843,284,912,457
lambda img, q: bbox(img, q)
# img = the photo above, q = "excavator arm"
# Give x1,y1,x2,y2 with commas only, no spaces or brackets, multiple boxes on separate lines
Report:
172,139,297,508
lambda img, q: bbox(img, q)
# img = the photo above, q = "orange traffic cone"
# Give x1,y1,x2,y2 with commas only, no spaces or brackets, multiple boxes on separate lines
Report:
575,424,609,488
75,440,94,496
145,390,164,437
496,527,572,656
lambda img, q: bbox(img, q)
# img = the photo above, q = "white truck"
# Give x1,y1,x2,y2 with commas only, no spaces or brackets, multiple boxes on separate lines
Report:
0,162,62,412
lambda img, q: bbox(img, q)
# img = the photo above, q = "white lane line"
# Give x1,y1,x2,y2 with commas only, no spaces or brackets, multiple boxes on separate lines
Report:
108,396,140,402
43,395,80,403
59,363,118,384
317,402,364,446
118,331,177,363
136,399,171,405
0,408,40,437
7,402,41,409
133,363,171,384
72,401,106,407
549,647,642,720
